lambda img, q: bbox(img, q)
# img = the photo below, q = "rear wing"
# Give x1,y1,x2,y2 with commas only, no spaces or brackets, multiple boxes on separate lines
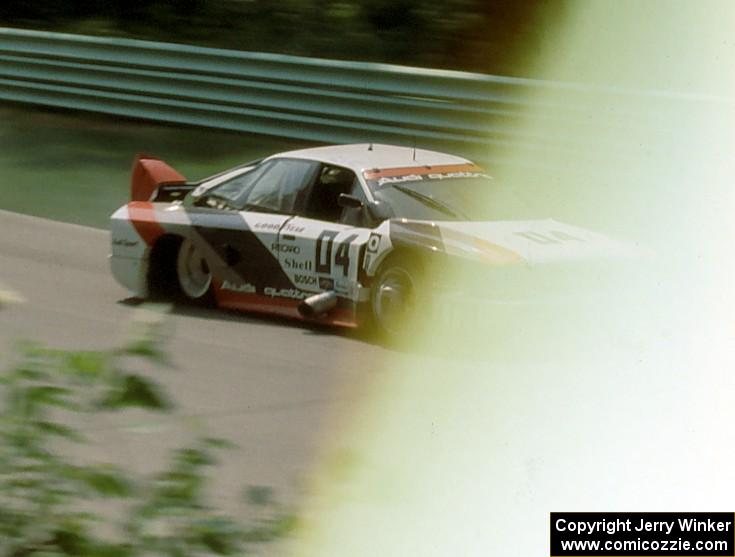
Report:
130,154,187,201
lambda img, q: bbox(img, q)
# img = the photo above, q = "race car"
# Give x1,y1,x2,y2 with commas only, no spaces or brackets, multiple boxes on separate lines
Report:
110,143,626,338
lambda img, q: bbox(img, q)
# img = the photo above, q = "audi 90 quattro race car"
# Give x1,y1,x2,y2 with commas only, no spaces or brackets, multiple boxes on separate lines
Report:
110,143,627,338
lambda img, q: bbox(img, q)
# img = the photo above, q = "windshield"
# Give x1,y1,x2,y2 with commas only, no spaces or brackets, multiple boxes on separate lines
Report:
369,171,526,221
364,162,544,221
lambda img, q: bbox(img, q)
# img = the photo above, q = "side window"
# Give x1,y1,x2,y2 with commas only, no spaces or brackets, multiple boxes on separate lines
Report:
341,178,369,226
303,165,359,223
208,162,273,206
244,158,320,214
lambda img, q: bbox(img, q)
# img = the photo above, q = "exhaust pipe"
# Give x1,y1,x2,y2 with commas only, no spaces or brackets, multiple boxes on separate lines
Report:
298,291,338,318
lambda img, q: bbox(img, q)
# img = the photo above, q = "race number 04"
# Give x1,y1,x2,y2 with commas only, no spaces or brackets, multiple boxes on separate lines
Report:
316,231,358,276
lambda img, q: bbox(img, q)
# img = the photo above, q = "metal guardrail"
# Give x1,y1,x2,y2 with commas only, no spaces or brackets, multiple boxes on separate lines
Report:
0,27,720,165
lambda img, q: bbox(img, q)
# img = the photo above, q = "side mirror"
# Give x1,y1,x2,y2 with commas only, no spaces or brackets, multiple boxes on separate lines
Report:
338,193,364,209
367,200,392,222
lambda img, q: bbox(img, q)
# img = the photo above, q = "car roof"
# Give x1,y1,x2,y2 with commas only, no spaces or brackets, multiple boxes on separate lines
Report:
267,143,473,173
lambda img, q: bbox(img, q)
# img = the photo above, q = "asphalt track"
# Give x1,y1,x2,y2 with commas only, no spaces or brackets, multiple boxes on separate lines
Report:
3,208,735,556
0,208,390,521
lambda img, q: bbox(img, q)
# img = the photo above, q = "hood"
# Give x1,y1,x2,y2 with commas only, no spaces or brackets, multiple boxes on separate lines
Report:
390,218,633,265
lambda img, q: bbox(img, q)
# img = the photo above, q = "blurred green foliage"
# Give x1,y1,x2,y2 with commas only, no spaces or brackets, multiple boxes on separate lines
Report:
0,0,566,75
0,308,295,556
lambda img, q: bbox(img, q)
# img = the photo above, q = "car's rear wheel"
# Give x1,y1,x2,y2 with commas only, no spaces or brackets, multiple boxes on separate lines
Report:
370,257,423,341
175,238,213,302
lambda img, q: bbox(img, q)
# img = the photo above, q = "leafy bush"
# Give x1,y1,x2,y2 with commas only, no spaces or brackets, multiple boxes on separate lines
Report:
0,308,295,556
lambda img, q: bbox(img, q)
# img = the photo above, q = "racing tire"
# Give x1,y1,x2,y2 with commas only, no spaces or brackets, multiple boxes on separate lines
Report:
174,237,214,304
368,256,426,343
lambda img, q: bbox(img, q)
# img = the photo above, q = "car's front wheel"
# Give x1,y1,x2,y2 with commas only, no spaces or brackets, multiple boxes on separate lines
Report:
175,238,213,302
370,257,423,341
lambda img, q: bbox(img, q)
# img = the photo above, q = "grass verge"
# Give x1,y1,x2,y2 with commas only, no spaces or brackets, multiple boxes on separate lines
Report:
0,104,311,228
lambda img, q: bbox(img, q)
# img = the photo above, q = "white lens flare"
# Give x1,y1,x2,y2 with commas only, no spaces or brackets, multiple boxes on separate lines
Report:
289,3,735,555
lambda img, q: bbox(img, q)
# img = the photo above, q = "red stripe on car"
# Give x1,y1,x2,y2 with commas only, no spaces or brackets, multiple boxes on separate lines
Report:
127,201,165,247
214,286,357,327
363,163,483,180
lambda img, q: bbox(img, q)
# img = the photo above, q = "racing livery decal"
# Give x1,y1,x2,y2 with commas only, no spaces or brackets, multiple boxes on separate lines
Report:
127,201,166,247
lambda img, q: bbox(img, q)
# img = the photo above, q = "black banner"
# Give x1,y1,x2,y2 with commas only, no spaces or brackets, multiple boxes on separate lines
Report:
550,513,734,556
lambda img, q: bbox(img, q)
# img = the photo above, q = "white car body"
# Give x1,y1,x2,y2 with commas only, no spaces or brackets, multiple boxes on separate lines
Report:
110,143,628,328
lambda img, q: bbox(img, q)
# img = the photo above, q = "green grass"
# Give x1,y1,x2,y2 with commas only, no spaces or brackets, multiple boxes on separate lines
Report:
0,104,311,228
